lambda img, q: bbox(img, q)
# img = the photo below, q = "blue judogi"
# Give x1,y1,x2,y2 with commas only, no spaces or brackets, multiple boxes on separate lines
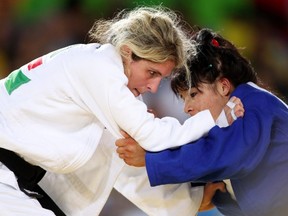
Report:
146,83,288,216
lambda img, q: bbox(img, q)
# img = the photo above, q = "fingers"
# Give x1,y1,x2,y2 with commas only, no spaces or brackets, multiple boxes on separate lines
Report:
147,108,157,117
118,152,132,159
120,130,131,138
229,96,243,107
117,147,146,167
212,182,227,193
115,133,134,147
115,138,136,158
123,158,141,167
233,104,244,118
225,96,245,124
229,96,244,118
205,181,227,193
116,144,133,155
115,138,126,147
118,153,125,159
117,148,131,160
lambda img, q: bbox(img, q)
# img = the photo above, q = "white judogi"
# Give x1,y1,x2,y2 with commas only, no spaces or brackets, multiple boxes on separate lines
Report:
0,43,214,215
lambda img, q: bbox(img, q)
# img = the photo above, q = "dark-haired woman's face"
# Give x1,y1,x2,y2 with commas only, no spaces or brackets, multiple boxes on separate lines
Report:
178,81,230,121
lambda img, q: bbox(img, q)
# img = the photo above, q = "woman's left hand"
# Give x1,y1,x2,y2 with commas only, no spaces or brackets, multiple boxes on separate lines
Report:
198,181,226,211
224,96,245,125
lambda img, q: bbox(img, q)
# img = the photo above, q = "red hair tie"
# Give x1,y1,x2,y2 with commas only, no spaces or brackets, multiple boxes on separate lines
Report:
211,38,219,47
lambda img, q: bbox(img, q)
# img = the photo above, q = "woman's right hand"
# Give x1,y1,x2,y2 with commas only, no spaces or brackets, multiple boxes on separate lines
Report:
116,130,146,167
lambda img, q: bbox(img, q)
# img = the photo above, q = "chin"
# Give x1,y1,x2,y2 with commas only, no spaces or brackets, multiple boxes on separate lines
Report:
131,89,140,97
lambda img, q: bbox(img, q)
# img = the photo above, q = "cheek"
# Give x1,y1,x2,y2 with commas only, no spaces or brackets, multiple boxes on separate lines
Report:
128,74,147,88
197,98,220,116
197,96,213,111
208,100,224,118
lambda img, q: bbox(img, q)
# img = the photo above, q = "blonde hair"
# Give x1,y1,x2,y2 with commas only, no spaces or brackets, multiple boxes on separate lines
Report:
88,6,194,73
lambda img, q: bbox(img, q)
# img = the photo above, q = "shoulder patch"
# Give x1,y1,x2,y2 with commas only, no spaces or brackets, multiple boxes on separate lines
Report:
5,69,31,95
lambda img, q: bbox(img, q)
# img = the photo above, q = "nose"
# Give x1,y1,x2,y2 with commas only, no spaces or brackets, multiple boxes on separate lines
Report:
184,99,194,115
184,102,190,114
147,78,162,93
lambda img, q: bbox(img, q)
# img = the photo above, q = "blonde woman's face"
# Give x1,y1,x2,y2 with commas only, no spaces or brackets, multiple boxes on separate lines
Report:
125,59,175,97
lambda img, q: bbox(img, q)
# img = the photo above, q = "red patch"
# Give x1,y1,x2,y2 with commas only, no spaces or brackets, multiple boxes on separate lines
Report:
28,57,43,70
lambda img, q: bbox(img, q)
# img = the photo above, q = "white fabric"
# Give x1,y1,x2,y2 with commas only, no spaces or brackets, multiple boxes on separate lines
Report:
226,101,236,109
226,101,237,120
215,110,229,126
0,43,215,174
39,129,203,216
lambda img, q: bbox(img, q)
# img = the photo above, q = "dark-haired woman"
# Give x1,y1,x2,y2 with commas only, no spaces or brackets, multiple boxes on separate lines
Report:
117,28,288,216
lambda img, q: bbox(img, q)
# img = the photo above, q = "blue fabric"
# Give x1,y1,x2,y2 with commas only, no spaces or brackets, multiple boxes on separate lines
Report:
146,83,288,216
212,190,243,216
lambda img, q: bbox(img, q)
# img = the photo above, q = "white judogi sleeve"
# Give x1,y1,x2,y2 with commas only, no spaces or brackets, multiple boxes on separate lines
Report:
65,44,215,152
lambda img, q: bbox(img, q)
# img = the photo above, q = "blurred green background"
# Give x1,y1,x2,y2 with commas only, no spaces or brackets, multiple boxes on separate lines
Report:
0,0,287,215
0,0,287,102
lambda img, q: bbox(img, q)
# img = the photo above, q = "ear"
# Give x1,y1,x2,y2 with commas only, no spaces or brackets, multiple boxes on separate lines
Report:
121,45,132,60
216,77,232,96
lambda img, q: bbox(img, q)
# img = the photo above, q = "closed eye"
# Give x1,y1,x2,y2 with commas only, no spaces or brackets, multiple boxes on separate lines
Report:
190,92,197,98
179,94,184,101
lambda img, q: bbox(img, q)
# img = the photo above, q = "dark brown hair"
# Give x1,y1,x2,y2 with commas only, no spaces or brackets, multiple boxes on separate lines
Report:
171,28,258,96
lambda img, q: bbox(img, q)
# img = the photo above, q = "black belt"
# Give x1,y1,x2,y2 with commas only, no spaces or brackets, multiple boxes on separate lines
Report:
0,148,66,216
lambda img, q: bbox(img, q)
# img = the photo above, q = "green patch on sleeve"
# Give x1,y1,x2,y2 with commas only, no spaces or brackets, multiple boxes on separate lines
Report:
5,69,31,95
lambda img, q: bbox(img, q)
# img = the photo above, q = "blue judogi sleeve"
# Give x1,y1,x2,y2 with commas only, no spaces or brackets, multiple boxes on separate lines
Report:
145,84,283,186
